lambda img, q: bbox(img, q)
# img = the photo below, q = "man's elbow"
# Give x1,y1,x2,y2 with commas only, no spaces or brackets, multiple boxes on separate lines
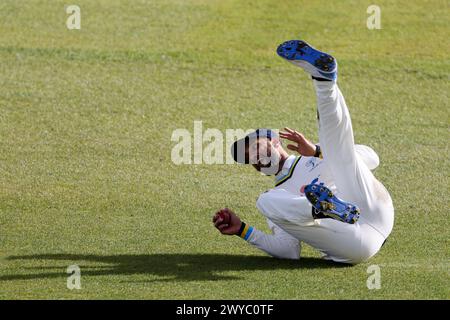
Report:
271,245,301,260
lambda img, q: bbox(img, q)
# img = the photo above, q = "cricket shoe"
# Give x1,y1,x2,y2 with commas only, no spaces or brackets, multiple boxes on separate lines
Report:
276,40,337,81
304,179,360,224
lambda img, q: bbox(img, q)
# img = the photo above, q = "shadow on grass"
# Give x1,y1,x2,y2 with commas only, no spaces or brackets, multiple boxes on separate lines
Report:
1,253,350,282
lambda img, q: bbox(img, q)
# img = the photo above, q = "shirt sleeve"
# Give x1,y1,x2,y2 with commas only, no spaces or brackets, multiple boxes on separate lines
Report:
245,218,301,260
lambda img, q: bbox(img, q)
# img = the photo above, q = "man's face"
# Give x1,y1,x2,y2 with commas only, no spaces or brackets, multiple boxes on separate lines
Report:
247,138,281,175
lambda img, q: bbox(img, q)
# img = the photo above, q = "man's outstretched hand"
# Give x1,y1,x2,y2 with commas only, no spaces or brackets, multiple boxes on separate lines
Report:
213,208,242,235
279,127,316,157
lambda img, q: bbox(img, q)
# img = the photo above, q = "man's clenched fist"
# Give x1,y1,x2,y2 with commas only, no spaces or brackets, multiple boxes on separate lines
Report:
212,208,242,235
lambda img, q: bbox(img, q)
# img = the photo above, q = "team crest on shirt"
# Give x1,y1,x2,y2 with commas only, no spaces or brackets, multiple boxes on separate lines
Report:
305,158,320,172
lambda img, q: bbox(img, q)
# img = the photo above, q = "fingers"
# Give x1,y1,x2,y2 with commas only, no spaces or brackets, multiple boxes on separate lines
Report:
280,128,306,142
279,128,293,137
212,211,220,223
280,128,300,137
281,128,302,137
213,210,223,226
279,132,295,140
278,131,290,138
217,224,229,232
213,208,230,227
283,127,303,136
213,214,230,233
213,208,227,220
214,216,224,227
279,132,298,142
287,144,298,151
213,208,236,234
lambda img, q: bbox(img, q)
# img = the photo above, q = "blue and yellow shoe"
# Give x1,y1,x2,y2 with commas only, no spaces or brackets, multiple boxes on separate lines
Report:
305,179,360,224
277,40,337,81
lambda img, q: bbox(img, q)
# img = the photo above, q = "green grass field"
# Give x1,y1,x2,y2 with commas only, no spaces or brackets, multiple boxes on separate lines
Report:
0,0,449,299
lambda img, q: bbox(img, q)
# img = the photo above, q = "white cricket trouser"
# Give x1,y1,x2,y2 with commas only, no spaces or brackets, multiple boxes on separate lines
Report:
256,80,394,264
314,80,394,239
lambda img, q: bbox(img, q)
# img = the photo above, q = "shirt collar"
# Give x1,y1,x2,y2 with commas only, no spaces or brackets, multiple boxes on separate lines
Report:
275,155,296,181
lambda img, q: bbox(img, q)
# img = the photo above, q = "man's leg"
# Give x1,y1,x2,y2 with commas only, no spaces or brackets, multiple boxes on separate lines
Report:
276,39,393,239
257,188,317,226
314,80,393,238
256,189,374,264
314,80,359,190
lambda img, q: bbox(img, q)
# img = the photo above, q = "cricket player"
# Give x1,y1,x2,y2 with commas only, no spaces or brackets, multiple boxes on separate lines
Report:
212,40,394,264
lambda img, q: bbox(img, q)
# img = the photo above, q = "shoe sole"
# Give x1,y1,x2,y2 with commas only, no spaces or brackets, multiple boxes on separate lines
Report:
277,40,337,79
305,184,360,224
